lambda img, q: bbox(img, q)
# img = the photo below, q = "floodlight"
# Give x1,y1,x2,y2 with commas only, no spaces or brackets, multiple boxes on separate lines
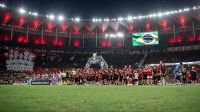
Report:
0,4,6,8
58,15,64,21
118,17,123,21
19,8,26,14
32,12,38,16
75,17,80,22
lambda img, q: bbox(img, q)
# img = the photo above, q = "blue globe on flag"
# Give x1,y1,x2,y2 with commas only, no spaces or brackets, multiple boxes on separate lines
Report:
143,34,153,43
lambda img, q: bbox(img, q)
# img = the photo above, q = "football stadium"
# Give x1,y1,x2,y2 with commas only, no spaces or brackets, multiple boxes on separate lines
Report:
0,0,200,112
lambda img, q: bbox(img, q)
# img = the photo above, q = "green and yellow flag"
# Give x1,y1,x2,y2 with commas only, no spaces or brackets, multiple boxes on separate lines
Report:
132,31,159,46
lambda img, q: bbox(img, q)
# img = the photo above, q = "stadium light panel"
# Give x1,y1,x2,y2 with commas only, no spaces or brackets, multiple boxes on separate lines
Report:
127,16,132,21
162,13,166,16
104,18,109,22
183,8,189,12
0,4,6,8
152,14,156,17
58,15,64,21
193,6,197,10
165,12,170,15
111,18,116,21
75,17,80,22
19,8,26,14
157,12,163,17
92,18,96,22
170,11,175,14
48,14,55,20
32,12,38,16
117,32,124,38
132,16,137,20
110,34,114,38
117,17,123,21
138,16,142,19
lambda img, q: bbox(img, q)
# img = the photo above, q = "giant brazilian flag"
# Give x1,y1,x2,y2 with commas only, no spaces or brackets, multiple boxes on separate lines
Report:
132,31,159,46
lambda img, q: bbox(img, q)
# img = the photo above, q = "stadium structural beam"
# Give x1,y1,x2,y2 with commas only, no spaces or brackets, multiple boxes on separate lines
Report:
56,28,58,45
69,23,72,46
122,29,125,46
95,25,98,47
26,25,29,42
41,26,44,44
83,27,85,47
10,26,14,41
192,22,196,41
173,24,176,40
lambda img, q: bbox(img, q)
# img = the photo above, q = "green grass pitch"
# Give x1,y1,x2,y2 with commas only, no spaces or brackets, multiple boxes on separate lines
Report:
0,85,200,112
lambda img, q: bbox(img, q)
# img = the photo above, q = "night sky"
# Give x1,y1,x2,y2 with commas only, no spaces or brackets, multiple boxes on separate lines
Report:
5,0,200,18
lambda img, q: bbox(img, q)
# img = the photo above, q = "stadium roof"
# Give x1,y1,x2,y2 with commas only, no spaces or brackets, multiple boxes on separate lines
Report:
3,0,199,20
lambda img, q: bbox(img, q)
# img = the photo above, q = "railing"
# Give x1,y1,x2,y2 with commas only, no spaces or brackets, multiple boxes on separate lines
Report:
0,24,199,38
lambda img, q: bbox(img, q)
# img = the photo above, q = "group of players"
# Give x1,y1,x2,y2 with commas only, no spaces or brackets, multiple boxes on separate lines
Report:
173,62,198,85
61,61,175,85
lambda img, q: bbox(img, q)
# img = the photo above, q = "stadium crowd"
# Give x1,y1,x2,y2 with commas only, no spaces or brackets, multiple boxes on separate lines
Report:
33,49,143,68
144,50,200,64
0,48,200,85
